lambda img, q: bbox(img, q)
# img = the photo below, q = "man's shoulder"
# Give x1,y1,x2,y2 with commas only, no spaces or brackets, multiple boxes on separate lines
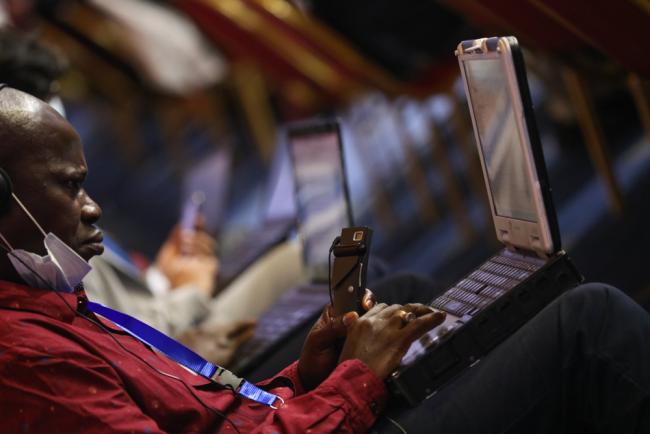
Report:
0,309,90,357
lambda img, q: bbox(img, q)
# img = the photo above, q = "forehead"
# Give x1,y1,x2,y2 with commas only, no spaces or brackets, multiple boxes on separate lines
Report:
0,90,87,182
23,106,86,172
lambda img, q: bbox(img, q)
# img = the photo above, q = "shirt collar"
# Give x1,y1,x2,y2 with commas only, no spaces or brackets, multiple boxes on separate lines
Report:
0,280,81,323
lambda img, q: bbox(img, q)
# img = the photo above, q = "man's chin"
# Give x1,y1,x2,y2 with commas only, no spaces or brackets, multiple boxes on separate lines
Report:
78,242,104,260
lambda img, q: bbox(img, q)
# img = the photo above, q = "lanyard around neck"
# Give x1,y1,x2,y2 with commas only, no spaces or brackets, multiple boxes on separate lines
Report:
85,300,283,409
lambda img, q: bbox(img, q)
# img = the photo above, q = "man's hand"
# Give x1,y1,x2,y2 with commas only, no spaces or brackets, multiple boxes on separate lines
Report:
177,320,256,367
155,225,219,296
339,303,446,379
297,290,377,391
297,305,357,391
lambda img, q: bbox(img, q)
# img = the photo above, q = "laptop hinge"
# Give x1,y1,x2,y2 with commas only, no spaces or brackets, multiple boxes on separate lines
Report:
504,244,551,260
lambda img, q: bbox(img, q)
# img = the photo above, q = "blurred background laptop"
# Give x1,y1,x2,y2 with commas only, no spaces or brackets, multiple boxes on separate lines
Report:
231,119,354,373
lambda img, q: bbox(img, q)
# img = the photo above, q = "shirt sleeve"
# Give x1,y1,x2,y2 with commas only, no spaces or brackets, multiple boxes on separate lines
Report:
254,359,388,433
150,285,211,335
0,345,167,434
1,343,387,434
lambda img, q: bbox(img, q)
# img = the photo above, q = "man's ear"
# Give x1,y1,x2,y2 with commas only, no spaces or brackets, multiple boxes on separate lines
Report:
0,167,13,216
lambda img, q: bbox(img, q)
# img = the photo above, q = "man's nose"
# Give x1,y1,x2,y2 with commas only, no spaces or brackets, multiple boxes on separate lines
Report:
81,192,102,224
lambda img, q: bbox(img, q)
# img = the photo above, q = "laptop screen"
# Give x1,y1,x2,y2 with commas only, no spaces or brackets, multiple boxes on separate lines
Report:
463,58,537,223
288,121,352,280
182,147,232,233
263,138,297,223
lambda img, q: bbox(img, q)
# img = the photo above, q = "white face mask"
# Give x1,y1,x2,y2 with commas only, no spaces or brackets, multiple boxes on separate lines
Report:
8,233,91,292
0,193,92,292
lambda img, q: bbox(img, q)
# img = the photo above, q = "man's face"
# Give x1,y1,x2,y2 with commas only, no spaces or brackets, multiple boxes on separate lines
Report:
0,97,103,261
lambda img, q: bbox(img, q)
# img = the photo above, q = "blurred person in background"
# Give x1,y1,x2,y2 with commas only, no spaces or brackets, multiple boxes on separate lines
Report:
0,28,255,365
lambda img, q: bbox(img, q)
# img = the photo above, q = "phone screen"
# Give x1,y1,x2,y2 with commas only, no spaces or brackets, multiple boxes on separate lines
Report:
463,58,537,222
180,191,205,233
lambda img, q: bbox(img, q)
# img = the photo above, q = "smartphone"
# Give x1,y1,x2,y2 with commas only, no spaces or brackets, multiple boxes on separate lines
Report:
330,226,372,317
179,191,206,254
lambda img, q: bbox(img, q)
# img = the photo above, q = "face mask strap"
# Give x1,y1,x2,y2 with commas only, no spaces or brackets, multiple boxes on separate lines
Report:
12,193,47,238
0,232,14,251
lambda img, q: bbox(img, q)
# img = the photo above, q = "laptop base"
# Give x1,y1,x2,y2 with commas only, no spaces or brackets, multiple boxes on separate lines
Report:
387,250,582,406
230,284,330,375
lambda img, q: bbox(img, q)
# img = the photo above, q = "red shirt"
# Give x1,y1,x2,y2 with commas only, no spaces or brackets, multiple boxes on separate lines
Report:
0,280,386,433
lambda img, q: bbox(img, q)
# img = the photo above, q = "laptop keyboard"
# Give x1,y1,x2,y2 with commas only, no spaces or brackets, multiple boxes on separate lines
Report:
401,249,546,366
430,249,545,318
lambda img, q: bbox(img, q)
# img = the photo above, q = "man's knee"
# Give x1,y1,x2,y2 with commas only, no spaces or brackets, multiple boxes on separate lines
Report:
566,281,616,303
560,282,640,327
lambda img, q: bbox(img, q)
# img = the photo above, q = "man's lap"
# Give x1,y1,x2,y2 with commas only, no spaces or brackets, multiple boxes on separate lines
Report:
372,283,650,434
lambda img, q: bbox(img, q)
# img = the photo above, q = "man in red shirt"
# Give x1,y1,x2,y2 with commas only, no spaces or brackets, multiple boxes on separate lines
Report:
0,85,444,432
2,85,650,434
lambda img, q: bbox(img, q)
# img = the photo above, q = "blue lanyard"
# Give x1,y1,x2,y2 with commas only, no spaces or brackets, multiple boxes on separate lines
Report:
86,300,283,408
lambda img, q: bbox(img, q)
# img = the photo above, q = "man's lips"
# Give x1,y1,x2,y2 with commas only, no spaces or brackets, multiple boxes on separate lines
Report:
81,231,104,255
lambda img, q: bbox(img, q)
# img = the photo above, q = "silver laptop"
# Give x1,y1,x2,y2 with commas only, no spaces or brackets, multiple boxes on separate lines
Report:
231,118,354,373
387,36,582,405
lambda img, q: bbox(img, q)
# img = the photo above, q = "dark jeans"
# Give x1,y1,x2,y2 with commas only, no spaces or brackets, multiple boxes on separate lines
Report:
372,283,650,434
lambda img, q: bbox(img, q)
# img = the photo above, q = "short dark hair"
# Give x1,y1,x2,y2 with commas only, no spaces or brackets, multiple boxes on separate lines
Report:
0,29,67,101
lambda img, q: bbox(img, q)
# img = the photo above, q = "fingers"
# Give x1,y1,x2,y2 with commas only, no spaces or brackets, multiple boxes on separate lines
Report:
312,305,332,332
398,310,417,324
179,231,217,256
324,304,333,322
211,320,257,350
341,311,359,328
232,324,256,346
372,304,407,320
401,303,442,318
324,304,359,331
401,310,447,345
226,320,257,338
367,303,442,324
308,306,355,350
190,233,217,255
364,302,390,317
328,311,357,338
361,289,377,311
